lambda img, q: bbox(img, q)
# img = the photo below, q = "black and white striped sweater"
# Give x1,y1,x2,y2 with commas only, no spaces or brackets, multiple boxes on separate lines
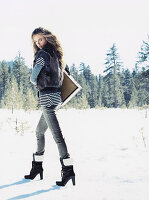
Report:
31,52,62,108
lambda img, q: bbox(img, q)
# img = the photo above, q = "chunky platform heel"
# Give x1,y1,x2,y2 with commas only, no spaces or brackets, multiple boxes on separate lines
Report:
24,161,43,180
24,154,44,180
40,171,43,180
56,175,75,186
71,176,75,185
56,157,75,186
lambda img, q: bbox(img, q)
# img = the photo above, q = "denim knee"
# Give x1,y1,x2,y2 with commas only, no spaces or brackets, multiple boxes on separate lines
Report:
36,128,45,138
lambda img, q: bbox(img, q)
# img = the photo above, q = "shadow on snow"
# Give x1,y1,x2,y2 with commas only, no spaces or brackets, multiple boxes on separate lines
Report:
7,185,61,200
0,179,30,189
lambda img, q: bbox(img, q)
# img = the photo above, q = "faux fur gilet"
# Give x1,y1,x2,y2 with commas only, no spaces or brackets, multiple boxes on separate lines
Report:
33,49,63,91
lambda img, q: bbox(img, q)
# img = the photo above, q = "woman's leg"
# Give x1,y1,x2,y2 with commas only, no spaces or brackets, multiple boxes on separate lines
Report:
42,105,69,159
24,113,47,180
35,113,48,155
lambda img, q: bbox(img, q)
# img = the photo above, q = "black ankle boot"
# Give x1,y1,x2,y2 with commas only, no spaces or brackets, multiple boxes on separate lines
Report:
24,154,43,180
56,158,75,186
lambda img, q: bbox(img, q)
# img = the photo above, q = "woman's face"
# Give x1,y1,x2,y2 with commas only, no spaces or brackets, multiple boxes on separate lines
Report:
33,34,47,49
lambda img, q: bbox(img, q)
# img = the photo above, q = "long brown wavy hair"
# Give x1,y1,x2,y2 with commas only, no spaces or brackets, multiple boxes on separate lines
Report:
31,27,64,68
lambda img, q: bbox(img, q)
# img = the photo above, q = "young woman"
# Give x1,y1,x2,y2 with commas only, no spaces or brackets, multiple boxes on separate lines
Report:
24,27,75,186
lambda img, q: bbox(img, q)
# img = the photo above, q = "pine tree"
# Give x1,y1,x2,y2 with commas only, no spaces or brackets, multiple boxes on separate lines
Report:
120,69,132,107
128,78,138,108
13,51,32,95
80,63,93,107
136,35,149,106
97,75,104,107
1,78,23,112
104,43,124,108
70,63,79,81
12,52,37,110
88,74,98,108
102,81,109,107
8,64,13,84
0,61,10,103
136,34,149,70
23,89,37,110
13,52,25,90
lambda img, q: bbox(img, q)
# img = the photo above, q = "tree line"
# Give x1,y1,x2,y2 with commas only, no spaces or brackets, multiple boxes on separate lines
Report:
0,52,37,112
0,35,149,110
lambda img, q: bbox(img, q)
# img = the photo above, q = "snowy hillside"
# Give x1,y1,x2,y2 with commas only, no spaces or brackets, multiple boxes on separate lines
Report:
0,108,149,200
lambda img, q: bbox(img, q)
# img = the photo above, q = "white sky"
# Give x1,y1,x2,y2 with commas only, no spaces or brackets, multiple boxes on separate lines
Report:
0,0,149,74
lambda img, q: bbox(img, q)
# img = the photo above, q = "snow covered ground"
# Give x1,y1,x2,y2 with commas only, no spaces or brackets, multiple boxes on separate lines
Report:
0,108,149,200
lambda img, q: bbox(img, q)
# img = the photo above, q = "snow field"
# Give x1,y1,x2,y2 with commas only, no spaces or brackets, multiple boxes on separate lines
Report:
0,108,149,200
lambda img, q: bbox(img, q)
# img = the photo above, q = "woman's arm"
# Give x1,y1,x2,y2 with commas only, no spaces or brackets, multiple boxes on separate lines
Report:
30,64,43,85
30,50,50,85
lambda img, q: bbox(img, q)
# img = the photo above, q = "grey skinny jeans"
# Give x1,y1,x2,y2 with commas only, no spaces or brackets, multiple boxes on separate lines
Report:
35,105,69,159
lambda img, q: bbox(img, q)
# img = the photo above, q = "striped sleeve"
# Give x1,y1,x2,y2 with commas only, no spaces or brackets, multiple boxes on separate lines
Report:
30,50,50,85
35,50,50,66
35,57,45,66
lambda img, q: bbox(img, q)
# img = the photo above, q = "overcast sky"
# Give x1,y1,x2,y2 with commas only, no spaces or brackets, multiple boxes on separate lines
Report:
1,0,149,74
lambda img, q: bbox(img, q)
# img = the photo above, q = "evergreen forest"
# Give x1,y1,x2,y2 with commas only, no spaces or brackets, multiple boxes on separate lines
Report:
0,35,149,110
